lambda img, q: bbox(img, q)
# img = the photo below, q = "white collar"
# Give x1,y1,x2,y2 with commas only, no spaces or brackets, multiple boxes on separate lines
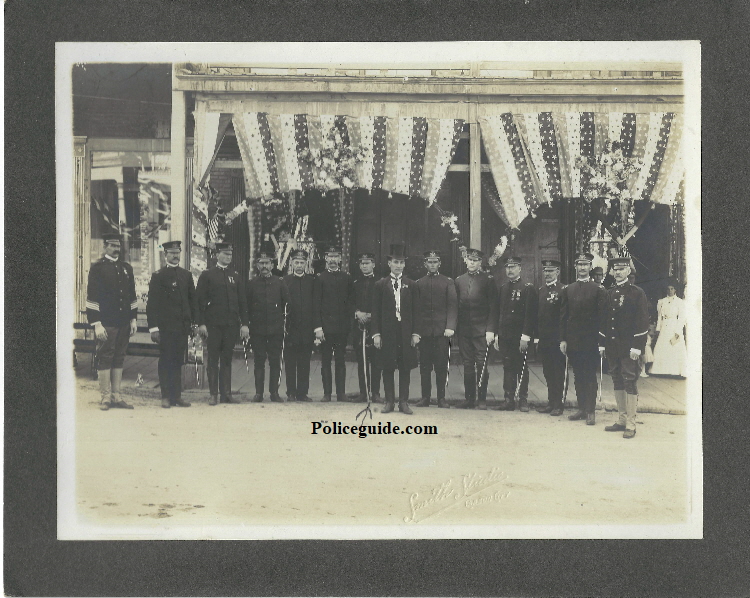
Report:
616,280,628,286
293,272,305,278
390,274,403,280
217,263,228,270
577,277,591,283
104,254,118,262
546,280,558,287
166,263,178,268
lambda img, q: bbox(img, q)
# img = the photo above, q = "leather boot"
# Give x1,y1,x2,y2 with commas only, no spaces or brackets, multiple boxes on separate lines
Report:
518,397,529,412
251,394,264,402
614,389,627,427
208,394,218,406
399,400,413,415
568,409,586,420
161,398,171,409
382,401,395,414
537,404,554,414
321,394,331,402
416,397,431,407
270,392,283,403
110,368,133,409
455,398,476,409
173,398,191,407
586,411,596,425
502,399,516,411
437,398,449,408
477,398,487,411
98,368,111,410
625,393,638,436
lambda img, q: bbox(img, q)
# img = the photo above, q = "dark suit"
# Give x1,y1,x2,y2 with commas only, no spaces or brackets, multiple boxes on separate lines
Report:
496,278,537,401
535,281,566,409
283,273,315,399
353,274,381,398
414,273,458,400
196,265,248,399
371,275,418,403
247,275,288,395
454,271,498,401
559,279,607,414
147,265,197,404
313,269,354,397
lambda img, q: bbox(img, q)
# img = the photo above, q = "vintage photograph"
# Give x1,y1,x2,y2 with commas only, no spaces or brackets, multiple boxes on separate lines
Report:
56,42,701,540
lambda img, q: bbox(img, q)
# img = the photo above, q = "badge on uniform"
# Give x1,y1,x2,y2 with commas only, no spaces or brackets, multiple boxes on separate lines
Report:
547,292,558,302
619,295,625,307
228,276,235,284
171,281,178,288
512,290,521,301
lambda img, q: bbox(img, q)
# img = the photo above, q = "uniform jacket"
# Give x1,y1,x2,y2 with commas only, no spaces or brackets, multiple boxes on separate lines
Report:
371,276,418,371
496,278,537,341
312,269,354,335
86,257,138,327
146,265,197,332
559,279,608,352
283,273,315,344
414,273,458,337
353,274,377,313
534,280,565,347
246,275,289,336
600,281,650,359
196,266,248,327
454,271,498,337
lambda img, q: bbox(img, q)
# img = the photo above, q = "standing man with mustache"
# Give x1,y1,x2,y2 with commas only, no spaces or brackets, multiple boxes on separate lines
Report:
86,232,138,410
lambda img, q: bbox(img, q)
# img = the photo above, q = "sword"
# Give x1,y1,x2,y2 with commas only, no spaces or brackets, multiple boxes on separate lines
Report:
514,348,529,401
278,305,288,397
477,340,491,398
597,354,603,403
562,353,569,408
242,338,250,373
356,325,373,423
445,337,452,395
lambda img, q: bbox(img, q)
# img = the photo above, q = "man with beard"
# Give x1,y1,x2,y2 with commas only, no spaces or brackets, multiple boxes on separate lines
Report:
247,250,289,403
534,259,566,416
414,250,457,409
454,248,497,410
371,250,419,415
282,249,315,402
313,245,354,402
196,242,249,405
86,232,137,410
147,240,197,409
353,252,382,403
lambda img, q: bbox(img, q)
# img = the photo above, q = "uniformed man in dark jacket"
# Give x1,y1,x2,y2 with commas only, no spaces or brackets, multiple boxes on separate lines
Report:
282,249,315,402
196,242,249,405
313,245,354,401
146,241,197,409
353,252,381,403
414,250,457,408
86,232,137,410
371,250,420,414
534,259,566,416
494,256,538,412
559,252,608,425
247,250,289,403
600,257,650,439
454,248,498,410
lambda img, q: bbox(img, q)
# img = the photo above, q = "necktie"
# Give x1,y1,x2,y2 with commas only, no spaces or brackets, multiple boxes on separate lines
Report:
393,278,398,293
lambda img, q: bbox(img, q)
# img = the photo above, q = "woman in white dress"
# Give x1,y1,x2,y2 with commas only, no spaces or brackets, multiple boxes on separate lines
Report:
650,282,687,377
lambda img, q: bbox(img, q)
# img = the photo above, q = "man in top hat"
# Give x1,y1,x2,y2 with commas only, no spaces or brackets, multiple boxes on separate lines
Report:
282,249,315,401
371,249,419,414
454,248,498,410
247,249,289,403
86,232,137,410
534,259,566,416
353,252,382,403
196,242,249,405
494,256,538,412
313,245,354,401
146,240,198,409
600,257,650,438
590,266,605,286
414,250,458,408
559,252,608,425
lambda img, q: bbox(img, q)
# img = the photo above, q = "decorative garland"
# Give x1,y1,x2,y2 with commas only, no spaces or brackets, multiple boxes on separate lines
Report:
300,126,368,192
487,236,509,267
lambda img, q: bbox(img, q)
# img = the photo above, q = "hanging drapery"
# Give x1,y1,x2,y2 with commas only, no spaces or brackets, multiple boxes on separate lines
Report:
479,111,686,230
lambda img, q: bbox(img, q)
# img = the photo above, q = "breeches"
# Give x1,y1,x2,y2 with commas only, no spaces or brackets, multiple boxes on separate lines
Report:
609,355,641,395
97,324,131,370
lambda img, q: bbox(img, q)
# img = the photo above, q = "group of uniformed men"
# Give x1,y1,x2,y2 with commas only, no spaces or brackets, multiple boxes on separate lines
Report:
87,233,649,438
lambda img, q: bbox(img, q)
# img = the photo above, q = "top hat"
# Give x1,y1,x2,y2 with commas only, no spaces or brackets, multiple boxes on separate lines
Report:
387,250,408,260
323,245,343,256
102,232,122,244
423,250,441,259
162,240,182,251
464,248,484,259
574,252,595,263
215,242,234,252
542,259,562,269
357,252,376,261
504,256,522,266
290,249,309,260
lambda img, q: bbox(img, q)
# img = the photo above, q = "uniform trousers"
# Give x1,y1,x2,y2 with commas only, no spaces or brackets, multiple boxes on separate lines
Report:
498,338,530,400
284,338,314,398
538,343,566,408
355,327,381,397
250,334,284,395
609,355,641,395
418,335,450,399
567,348,599,413
381,322,410,402
459,335,490,400
206,324,239,399
158,329,189,402
96,323,131,370
320,332,348,396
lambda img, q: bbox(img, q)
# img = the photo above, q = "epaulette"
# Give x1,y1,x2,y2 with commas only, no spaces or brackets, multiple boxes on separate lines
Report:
525,282,532,287
487,274,493,279
562,284,568,290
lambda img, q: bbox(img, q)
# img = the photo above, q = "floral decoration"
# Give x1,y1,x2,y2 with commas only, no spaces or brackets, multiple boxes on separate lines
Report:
576,140,643,204
300,126,368,193
487,235,509,267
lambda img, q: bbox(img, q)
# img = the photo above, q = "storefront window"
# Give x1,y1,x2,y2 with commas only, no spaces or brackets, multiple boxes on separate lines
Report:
90,151,171,320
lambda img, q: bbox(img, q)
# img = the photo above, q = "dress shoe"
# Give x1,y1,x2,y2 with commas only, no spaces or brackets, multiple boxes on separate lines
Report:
336,394,347,402
586,412,596,425
270,393,284,403
99,401,110,411
382,402,395,414
623,428,636,439
519,398,529,412
353,394,368,403
225,395,242,404
111,399,134,409
321,394,331,402
502,400,516,411
251,394,264,403
477,399,487,411
173,398,191,407
416,397,431,407
208,395,218,406
161,398,171,409
371,393,383,404
568,410,586,421
455,400,476,409
286,393,296,402
437,398,449,408
297,395,312,402
398,401,413,415
605,423,626,432
550,408,563,417
537,404,554,414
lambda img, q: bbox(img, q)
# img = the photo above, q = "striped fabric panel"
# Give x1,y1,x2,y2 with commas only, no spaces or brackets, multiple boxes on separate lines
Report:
640,113,673,202
232,114,263,200
619,113,637,157
256,113,280,195
279,114,302,192
593,112,609,159
394,117,414,195
650,113,683,204
518,112,552,203
538,112,563,203
357,116,375,191
86,300,100,311
579,113,596,195
293,115,315,191
371,116,387,189
426,119,461,205
381,117,399,193
419,118,442,201
266,114,288,193
240,113,275,198
409,117,428,198
501,114,539,211
632,112,666,201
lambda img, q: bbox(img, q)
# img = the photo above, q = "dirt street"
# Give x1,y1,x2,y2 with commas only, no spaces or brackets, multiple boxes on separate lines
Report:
68,376,691,538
